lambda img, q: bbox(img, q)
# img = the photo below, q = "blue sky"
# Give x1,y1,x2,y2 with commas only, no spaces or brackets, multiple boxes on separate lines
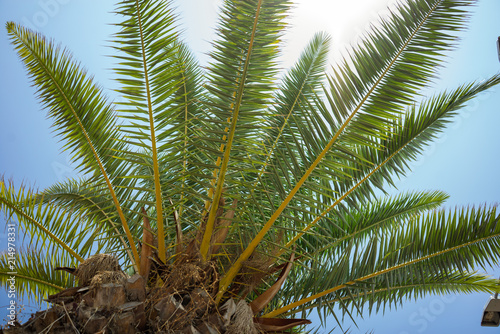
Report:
0,0,499,332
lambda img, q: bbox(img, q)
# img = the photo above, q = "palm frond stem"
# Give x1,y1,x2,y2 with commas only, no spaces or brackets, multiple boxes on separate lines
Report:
0,272,65,292
6,23,140,269
216,0,440,302
0,190,84,263
134,0,166,264
264,227,500,318
200,0,264,261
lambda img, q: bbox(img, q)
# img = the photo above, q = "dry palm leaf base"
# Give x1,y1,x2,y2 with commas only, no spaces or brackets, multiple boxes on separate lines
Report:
1,236,310,333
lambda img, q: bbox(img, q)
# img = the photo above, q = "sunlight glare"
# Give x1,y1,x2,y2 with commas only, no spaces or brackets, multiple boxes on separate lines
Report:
283,0,397,67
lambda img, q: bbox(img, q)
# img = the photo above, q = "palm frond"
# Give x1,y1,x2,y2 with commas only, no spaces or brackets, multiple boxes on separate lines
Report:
286,74,500,249
233,32,332,238
285,271,499,319
113,0,183,262
161,40,209,222
217,0,484,300
199,0,292,261
0,179,110,262
0,250,74,304
299,190,449,257
258,32,331,188
2,0,499,332
6,22,140,267
37,179,135,260
266,205,500,317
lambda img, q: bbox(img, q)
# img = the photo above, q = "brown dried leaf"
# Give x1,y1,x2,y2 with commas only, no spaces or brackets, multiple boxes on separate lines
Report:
249,250,295,315
140,207,153,279
169,198,184,257
253,317,311,331
210,199,237,255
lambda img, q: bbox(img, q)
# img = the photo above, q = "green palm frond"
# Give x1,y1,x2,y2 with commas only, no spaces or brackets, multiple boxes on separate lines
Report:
200,0,292,259
37,179,135,260
299,190,449,257
2,0,500,331
6,21,140,267
160,40,209,221
207,31,333,259
0,250,74,304
5,23,126,178
248,32,331,217
259,31,331,180
0,179,112,262
286,74,500,250
113,0,185,262
217,0,489,299
256,0,475,226
266,205,500,318
270,0,473,201
286,271,499,318
329,0,471,128
340,75,500,200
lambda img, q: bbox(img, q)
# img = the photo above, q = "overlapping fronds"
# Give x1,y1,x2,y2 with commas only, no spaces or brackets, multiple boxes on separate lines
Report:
265,205,500,318
286,74,500,254
256,0,475,219
0,179,101,262
285,271,500,319
252,31,332,218
6,21,140,267
0,250,73,303
199,0,293,259
3,0,500,331
38,179,137,260
216,0,493,300
113,0,186,262
298,190,449,257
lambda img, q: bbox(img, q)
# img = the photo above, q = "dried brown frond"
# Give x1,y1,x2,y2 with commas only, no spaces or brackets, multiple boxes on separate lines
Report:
90,270,128,286
145,258,220,331
75,254,122,286
234,236,284,298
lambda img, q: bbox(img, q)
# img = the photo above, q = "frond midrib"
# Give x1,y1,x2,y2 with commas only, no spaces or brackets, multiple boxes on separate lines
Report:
264,215,500,318
134,0,166,264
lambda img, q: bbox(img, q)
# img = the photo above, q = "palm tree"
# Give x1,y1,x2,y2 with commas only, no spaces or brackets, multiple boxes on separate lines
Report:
2,0,500,332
